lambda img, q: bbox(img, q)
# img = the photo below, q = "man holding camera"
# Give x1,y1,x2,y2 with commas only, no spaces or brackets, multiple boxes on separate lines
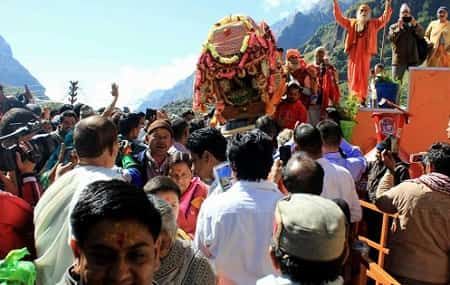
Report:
366,136,410,203
389,3,425,82
375,142,450,284
0,108,44,206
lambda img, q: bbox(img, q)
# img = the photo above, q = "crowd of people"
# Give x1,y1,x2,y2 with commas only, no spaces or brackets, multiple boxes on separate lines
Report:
0,2,449,285
0,78,449,285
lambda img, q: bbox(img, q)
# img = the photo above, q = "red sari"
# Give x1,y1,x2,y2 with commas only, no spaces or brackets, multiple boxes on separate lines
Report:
177,177,208,238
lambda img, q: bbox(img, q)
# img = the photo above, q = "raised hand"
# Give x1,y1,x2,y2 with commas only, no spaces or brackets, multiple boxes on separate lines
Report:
111,83,119,98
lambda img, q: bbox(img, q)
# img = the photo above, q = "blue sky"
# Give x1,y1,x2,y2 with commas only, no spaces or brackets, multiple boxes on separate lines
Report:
1,0,315,108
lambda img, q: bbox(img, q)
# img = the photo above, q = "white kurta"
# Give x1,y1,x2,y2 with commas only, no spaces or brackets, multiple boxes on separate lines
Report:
194,180,283,285
34,165,123,285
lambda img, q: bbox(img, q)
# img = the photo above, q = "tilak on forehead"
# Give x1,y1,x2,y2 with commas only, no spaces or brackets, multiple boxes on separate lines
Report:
105,222,140,248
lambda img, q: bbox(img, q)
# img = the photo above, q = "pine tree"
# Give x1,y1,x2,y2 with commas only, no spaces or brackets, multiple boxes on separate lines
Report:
68,81,79,105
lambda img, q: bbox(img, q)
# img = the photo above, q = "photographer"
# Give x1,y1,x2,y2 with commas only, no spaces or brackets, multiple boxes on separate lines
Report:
389,3,425,82
366,136,410,203
0,108,44,206
375,142,450,284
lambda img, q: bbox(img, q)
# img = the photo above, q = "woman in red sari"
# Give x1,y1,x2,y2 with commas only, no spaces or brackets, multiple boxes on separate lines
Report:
168,151,208,238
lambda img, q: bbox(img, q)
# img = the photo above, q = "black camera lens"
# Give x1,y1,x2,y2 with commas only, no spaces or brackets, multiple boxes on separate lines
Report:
402,16,412,23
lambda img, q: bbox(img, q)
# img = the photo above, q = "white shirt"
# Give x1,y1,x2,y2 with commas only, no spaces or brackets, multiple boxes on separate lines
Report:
317,158,362,223
194,180,283,285
257,275,344,285
34,165,124,285
168,142,190,155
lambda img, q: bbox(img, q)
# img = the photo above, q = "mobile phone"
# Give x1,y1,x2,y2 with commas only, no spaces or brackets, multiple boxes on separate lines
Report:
410,152,427,163
390,136,399,154
213,162,233,192
145,108,157,121
279,145,292,165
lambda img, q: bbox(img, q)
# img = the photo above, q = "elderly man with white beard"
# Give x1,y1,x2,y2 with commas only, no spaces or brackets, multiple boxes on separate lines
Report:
333,0,392,104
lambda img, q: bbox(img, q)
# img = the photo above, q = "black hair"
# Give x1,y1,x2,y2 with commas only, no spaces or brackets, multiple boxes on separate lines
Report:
118,113,141,138
181,110,195,118
171,118,189,141
317,119,342,148
189,119,206,133
187,127,227,162
73,115,118,158
50,109,59,118
228,129,274,181
169,151,193,169
255,115,279,139
425,142,450,177
143,176,181,199
325,107,341,124
282,152,324,195
375,63,385,70
73,103,84,118
26,104,42,117
71,180,161,246
293,124,323,157
0,108,39,136
60,110,78,121
273,247,344,284
58,104,73,114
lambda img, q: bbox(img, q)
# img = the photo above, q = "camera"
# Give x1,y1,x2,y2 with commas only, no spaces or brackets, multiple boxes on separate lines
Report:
376,135,398,153
0,121,58,172
402,16,412,23
145,108,157,121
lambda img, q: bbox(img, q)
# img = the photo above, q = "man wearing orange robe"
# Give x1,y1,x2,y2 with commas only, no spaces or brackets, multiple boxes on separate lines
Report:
333,0,392,103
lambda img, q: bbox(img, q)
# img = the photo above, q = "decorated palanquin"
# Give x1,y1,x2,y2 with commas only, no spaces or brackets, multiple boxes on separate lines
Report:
193,15,284,127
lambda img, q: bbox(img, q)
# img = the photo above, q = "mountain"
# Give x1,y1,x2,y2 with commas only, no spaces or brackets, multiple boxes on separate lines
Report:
137,73,194,111
139,1,359,110
0,35,48,100
275,0,356,50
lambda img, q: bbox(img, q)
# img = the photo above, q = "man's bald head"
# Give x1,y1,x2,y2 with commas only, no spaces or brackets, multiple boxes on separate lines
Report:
74,115,118,158
282,152,324,195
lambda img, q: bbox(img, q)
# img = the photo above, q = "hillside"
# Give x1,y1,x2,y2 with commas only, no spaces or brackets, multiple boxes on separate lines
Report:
139,0,445,111
137,73,194,111
276,0,356,50
0,35,48,100
302,0,449,80
138,1,357,110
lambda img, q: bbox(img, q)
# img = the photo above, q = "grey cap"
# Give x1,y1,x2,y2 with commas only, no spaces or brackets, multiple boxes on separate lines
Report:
437,6,448,14
274,194,346,262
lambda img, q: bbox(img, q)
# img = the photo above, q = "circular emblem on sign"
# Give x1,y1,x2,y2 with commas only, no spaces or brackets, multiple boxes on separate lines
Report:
379,117,396,136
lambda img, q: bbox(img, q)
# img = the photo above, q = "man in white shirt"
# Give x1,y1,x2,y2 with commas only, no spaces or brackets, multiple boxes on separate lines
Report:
293,124,362,223
34,115,124,285
194,130,283,285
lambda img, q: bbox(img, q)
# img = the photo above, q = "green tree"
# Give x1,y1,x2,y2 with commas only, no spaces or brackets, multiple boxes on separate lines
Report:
68,81,79,105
